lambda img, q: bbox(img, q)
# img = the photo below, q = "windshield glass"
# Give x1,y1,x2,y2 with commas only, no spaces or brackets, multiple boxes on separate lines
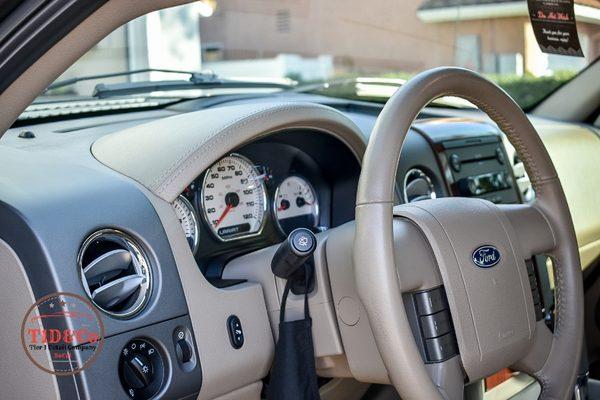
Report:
39,1,598,110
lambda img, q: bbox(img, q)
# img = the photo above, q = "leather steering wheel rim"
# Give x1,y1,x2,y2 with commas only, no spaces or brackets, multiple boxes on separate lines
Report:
353,67,584,400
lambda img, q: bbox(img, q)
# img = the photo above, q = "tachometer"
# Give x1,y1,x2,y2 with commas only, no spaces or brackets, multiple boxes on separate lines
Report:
201,154,267,241
172,195,200,254
274,176,319,235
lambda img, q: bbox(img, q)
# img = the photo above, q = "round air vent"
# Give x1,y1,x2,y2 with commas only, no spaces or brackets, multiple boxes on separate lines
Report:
78,229,152,318
403,168,437,203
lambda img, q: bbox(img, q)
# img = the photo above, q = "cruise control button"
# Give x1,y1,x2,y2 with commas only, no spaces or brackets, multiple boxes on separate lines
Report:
425,332,458,362
414,288,446,316
526,260,536,276
528,273,538,287
531,287,541,304
420,310,452,339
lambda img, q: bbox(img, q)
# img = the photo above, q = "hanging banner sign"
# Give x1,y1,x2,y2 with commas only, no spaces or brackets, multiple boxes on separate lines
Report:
527,0,584,57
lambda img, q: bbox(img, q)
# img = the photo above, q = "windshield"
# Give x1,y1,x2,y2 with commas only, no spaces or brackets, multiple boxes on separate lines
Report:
39,1,598,110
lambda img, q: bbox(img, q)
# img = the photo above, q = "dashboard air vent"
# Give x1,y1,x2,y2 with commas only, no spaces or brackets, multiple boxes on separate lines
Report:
78,229,152,318
403,168,437,203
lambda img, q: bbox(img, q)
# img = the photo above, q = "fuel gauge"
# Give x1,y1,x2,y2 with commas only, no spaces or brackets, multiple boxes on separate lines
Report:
274,176,319,235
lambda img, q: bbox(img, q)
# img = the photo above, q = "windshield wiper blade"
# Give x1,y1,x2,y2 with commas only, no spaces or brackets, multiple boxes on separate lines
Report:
91,76,293,99
45,68,204,92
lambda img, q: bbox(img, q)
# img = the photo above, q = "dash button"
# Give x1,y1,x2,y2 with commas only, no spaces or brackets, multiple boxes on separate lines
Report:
227,315,244,349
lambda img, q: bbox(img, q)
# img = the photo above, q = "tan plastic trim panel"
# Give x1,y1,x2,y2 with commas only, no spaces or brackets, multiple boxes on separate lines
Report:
224,232,345,360
504,118,600,269
0,239,60,400
531,119,600,268
143,188,273,400
92,102,366,203
0,0,196,136
210,382,262,400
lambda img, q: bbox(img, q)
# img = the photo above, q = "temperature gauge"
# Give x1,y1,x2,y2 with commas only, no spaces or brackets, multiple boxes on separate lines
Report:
274,176,319,235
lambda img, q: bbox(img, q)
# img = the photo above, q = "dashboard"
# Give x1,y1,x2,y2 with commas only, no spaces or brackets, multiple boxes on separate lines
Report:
163,116,522,283
0,95,530,400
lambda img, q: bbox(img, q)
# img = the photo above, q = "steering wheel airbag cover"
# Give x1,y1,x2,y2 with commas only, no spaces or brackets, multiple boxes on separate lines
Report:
394,198,535,381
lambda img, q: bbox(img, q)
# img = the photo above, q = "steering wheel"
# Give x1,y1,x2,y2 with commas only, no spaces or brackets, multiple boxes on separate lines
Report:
353,67,584,400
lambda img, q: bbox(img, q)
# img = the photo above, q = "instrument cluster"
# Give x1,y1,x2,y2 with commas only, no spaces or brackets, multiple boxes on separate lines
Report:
172,151,324,257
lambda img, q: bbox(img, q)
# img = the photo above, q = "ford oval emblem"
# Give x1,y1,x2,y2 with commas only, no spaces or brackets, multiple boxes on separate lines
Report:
472,245,501,268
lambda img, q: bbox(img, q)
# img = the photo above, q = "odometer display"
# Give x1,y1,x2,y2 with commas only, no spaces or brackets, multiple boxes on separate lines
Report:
201,155,267,241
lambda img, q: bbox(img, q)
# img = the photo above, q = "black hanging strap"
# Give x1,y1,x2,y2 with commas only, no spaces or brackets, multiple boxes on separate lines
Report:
267,265,320,400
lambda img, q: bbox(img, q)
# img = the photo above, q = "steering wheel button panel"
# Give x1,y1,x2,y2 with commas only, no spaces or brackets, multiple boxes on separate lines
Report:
420,310,453,339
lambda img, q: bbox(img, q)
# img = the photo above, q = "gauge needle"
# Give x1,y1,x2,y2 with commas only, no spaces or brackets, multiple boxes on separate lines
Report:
215,204,233,227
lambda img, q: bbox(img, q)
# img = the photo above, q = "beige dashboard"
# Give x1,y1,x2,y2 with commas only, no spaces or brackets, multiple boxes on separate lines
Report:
533,119,600,269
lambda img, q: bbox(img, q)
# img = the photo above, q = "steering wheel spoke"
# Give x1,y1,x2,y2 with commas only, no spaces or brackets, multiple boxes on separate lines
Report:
513,320,554,375
391,215,444,293
426,356,465,400
498,203,556,258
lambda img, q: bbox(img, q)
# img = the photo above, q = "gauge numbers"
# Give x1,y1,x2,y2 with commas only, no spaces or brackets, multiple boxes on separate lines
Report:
274,176,319,235
173,195,200,254
201,155,267,241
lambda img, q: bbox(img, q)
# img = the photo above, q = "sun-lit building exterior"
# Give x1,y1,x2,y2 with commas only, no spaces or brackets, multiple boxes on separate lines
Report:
199,0,599,78
55,0,599,92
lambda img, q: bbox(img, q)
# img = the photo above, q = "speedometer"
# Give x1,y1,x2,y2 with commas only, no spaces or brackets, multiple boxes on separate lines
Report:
201,154,267,241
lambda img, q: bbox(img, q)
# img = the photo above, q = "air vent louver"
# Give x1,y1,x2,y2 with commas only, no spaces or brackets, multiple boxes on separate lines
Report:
78,229,152,318
403,168,437,203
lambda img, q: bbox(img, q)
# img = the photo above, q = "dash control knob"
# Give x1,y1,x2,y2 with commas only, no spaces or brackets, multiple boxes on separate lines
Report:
119,339,165,399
